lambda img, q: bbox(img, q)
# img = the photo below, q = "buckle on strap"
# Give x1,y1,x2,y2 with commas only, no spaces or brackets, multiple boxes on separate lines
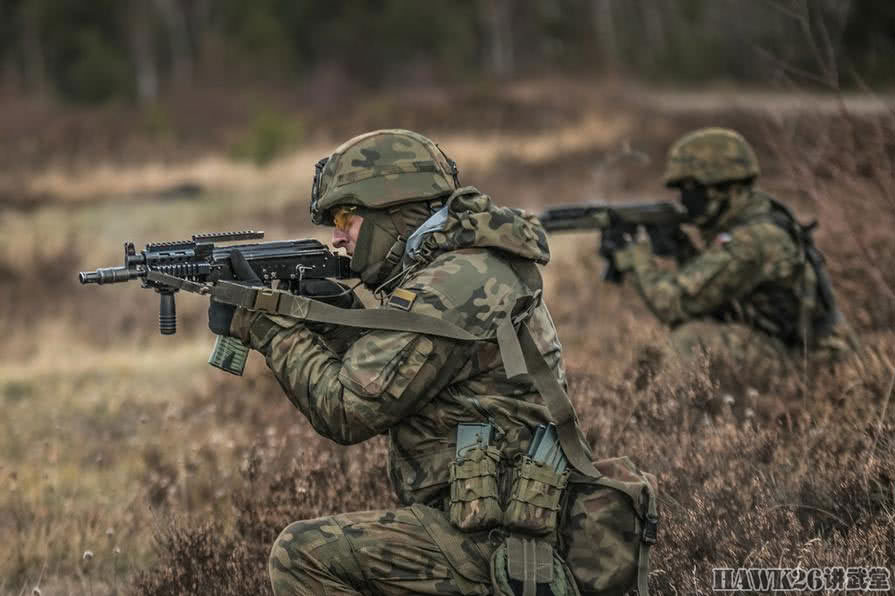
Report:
253,288,281,313
511,290,542,327
641,513,658,545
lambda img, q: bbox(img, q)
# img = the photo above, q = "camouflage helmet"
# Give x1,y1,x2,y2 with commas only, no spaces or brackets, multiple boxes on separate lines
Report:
310,129,459,225
663,127,760,187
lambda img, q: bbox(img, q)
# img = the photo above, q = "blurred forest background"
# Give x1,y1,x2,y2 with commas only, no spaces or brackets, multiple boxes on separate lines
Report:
0,0,894,176
3,0,895,103
2,1,895,595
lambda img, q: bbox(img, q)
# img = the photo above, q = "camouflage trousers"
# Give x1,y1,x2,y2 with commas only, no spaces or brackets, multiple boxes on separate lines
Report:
267,487,632,596
268,505,497,596
669,320,793,379
667,320,853,390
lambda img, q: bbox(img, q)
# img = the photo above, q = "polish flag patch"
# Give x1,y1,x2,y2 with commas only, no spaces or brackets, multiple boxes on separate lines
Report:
714,232,732,246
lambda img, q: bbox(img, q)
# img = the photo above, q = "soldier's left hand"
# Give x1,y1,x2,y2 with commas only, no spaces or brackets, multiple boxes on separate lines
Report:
612,237,651,273
208,249,261,336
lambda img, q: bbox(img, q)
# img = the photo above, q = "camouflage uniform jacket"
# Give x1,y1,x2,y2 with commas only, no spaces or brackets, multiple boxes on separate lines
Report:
616,189,836,348
232,188,580,507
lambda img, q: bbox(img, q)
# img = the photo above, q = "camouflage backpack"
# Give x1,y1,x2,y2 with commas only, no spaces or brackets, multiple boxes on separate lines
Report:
758,193,841,344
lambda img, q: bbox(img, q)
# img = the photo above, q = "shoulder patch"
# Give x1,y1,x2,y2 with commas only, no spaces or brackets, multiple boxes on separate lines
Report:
389,288,418,311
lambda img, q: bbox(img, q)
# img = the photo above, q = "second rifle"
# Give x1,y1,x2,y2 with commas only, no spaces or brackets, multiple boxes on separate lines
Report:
538,201,687,282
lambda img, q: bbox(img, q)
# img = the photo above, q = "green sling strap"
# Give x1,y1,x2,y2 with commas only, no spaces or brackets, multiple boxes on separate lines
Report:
507,261,656,596
209,277,656,596
213,280,484,341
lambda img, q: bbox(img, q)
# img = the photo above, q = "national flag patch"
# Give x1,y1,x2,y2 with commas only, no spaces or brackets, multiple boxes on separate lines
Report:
715,232,732,246
389,288,417,311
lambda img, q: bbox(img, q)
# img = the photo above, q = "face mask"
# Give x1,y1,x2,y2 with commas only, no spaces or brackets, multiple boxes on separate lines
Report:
350,211,402,288
681,184,732,228
348,203,439,290
680,185,710,219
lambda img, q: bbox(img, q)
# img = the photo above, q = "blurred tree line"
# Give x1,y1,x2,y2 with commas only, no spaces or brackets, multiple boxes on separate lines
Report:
1,0,892,105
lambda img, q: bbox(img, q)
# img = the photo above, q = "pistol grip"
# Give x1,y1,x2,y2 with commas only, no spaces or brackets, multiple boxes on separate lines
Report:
208,335,250,375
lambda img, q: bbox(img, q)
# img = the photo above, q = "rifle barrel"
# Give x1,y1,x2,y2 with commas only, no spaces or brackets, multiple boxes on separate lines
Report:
538,201,685,233
79,266,141,285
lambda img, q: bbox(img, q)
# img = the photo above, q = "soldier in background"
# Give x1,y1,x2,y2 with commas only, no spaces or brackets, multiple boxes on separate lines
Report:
610,127,855,380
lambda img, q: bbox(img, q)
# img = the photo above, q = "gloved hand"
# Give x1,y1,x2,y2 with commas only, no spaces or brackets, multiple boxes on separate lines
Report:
299,279,362,310
208,249,261,336
644,224,695,260
599,211,636,284
599,211,635,255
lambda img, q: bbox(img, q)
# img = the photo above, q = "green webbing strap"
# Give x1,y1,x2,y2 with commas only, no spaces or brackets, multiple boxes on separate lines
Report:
497,315,529,379
212,281,484,341
506,537,553,596
503,253,654,596
212,280,598,479
511,322,601,482
517,324,655,596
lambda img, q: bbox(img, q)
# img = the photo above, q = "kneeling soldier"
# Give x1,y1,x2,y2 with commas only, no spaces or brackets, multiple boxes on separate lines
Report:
611,127,855,377
209,129,657,596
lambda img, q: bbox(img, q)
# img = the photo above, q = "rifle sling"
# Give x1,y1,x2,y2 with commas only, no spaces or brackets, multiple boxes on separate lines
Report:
213,281,482,341
219,281,595,466
212,281,596,465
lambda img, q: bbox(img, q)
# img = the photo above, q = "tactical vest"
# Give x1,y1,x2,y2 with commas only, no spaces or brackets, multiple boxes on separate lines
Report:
714,192,840,348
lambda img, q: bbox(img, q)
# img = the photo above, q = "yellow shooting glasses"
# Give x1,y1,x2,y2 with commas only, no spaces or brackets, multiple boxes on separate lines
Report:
332,206,357,231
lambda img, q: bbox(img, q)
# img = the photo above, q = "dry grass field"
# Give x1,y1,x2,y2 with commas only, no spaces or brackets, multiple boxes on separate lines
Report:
2,81,893,594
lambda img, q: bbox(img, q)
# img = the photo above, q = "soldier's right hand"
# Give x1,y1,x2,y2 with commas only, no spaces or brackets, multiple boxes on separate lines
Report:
299,279,362,310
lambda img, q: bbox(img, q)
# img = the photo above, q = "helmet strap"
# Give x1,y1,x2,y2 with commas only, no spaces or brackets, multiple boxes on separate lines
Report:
436,144,461,187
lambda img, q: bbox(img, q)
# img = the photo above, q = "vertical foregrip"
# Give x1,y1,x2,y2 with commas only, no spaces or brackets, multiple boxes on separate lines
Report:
159,291,177,335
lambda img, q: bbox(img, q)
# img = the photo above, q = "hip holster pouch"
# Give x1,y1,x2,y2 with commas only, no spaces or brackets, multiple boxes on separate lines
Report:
491,535,581,596
560,457,658,596
449,445,503,531
505,455,569,536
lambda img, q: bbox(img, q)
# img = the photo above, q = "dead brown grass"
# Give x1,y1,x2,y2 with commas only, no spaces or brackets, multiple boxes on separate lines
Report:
2,82,894,595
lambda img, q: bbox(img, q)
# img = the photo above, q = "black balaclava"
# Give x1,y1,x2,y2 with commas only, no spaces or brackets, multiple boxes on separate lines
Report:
349,202,436,291
681,183,730,229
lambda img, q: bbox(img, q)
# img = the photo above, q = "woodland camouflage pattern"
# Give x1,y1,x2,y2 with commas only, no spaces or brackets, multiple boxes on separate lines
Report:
312,129,457,225
614,185,853,366
231,187,592,595
663,127,760,187
561,457,648,593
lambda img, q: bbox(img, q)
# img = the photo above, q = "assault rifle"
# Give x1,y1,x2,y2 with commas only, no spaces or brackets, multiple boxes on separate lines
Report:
79,231,351,375
538,201,688,283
